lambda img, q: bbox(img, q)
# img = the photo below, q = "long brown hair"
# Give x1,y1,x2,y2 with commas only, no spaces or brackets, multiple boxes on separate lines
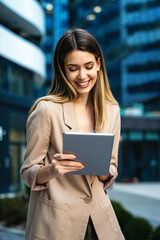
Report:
29,29,118,130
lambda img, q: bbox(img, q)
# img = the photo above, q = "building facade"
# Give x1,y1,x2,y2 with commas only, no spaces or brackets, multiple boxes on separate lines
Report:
70,0,160,108
70,0,160,182
121,0,160,106
53,0,70,49
120,0,160,182
119,115,160,182
0,0,46,194
70,0,122,103
42,0,70,92
42,1,54,91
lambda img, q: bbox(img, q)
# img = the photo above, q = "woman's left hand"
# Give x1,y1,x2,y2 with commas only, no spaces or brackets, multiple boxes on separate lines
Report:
104,165,117,189
98,165,117,189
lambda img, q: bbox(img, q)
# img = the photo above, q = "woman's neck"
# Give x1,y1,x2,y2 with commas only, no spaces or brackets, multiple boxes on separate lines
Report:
73,94,92,109
73,94,95,132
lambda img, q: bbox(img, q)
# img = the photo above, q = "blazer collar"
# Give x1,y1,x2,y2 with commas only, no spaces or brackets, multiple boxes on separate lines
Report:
63,101,108,132
62,101,79,131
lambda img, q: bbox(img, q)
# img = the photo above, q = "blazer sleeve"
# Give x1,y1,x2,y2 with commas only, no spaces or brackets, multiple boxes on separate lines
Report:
103,107,121,190
20,101,51,191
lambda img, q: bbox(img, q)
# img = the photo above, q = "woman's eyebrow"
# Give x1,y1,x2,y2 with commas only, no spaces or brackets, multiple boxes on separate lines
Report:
84,61,94,65
67,64,78,67
67,61,94,66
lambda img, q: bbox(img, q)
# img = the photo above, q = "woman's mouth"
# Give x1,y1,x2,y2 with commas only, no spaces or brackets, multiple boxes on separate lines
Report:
76,80,90,88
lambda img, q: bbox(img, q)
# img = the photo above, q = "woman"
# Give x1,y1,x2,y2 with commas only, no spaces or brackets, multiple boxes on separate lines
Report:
21,28,125,240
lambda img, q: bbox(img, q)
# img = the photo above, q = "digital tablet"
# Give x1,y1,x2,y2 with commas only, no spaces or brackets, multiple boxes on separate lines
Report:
63,132,114,175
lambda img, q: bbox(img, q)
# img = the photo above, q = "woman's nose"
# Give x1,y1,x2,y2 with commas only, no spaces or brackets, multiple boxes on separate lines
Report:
78,69,87,80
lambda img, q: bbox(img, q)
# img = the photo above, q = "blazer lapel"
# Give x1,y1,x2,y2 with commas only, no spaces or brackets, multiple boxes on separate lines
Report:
63,101,79,132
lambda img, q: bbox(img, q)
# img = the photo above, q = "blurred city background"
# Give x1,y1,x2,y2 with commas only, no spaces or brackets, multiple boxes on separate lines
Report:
0,0,160,238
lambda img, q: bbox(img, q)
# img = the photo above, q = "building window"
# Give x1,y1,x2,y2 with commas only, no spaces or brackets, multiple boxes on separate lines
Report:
9,128,26,192
127,20,160,35
121,130,160,181
126,0,160,13
127,61,160,73
0,57,34,97
127,81,160,94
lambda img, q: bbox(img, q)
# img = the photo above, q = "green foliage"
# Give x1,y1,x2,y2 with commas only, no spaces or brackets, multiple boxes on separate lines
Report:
150,226,160,240
24,184,30,198
111,201,134,231
111,200,159,240
124,217,153,240
0,196,28,226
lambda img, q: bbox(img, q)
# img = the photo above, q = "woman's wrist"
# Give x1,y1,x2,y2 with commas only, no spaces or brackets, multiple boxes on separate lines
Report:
36,164,55,185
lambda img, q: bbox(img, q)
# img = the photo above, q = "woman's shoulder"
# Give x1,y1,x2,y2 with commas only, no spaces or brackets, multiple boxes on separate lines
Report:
29,99,63,119
105,101,121,128
106,100,120,113
36,99,63,112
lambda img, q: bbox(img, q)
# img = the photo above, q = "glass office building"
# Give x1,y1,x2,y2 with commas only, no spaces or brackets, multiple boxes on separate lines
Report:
70,0,122,103
71,0,160,108
42,0,70,92
0,0,71,194
42,1,54,90
53,0,70,49
120,0,160,182
70,0,160,182
0,0,46,194
121,0,160,107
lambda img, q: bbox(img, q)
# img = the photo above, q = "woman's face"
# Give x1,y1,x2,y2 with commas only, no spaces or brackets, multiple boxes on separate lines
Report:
64,50,100,97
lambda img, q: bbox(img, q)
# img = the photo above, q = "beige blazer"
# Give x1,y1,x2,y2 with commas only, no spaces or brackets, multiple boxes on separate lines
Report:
21,100,125,240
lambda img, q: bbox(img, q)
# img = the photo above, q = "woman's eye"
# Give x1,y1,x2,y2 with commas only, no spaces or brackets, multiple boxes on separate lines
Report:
69,68,77,72
86,66,93,70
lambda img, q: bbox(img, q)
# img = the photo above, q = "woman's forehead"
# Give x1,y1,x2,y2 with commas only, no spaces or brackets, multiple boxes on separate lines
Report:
64,50,96,65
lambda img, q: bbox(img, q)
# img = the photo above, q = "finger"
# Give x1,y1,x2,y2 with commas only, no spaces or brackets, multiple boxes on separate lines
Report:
62,160,84,168
109,168,114,177
53,153,76,160
105,176,115,189
109,165,116,177
54,165,84,176
52,159,84,168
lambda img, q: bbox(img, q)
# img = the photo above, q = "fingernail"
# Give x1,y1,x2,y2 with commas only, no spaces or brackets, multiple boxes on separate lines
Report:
78,164,84,168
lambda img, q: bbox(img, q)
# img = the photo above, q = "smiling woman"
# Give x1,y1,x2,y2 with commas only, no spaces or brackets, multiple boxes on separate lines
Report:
64,50,100,96
20,28,124,240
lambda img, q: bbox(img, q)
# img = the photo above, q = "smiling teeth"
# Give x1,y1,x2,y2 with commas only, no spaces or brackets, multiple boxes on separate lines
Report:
78,81,89,86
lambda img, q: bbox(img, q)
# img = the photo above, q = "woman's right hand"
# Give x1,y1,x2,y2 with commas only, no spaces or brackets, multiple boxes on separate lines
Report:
36,153,84,185
51,153,84,177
